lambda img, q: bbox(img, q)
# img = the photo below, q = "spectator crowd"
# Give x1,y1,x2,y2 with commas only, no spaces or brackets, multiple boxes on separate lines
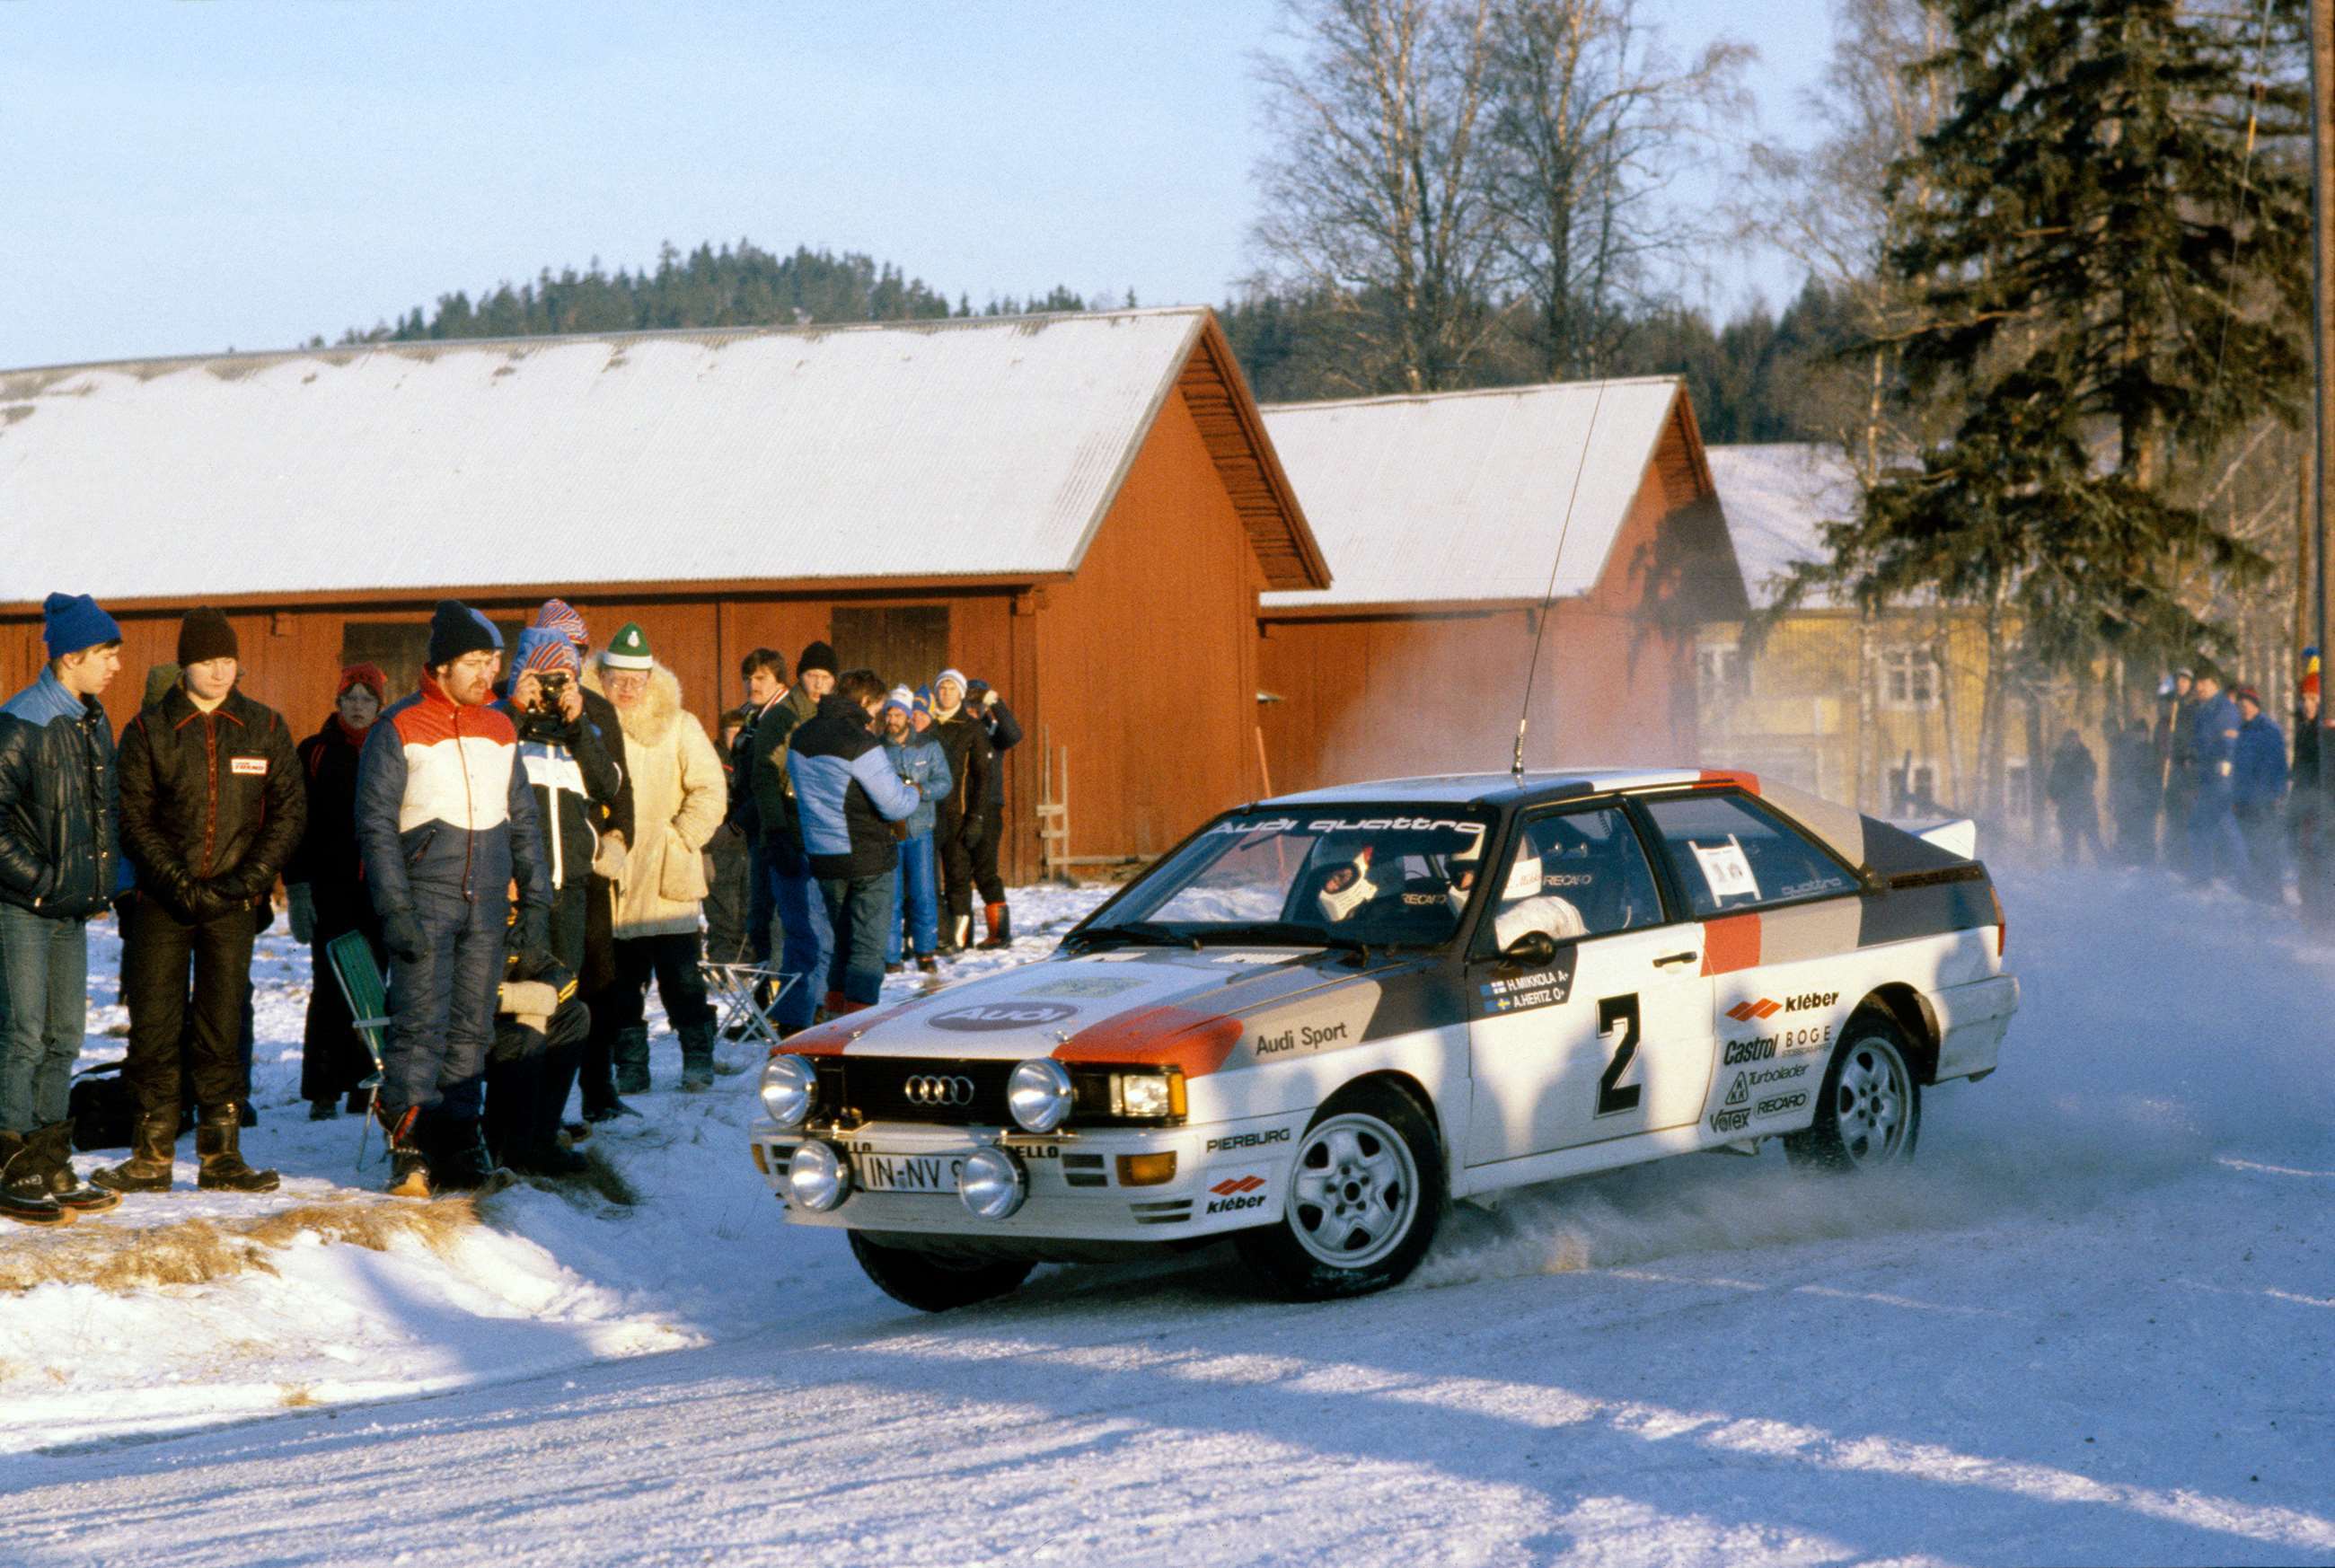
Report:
0,590,1023,1221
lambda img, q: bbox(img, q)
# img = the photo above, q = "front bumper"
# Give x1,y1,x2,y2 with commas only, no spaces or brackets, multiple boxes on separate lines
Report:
748,1114,1298,1243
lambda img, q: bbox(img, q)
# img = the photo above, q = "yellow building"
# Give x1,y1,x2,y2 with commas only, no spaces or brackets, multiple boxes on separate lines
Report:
1701,445,2063,826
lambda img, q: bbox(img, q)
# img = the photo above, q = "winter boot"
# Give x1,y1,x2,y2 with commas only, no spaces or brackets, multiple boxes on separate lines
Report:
381,1105,431,1200
942,914,972,955
432,1118,507,1193
978,902,1012,950
916,954,938,975
308,1099,339,1121
612,1026,651,1097
93,1111,178,1194
0,1132,71,1227
196,1105,280,1193
35,1121,119,1215
678,1021,717,1094
512,1136,591,1178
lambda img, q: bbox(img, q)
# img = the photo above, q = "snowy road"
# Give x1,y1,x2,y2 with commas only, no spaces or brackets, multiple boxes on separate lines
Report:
6,865,2333,1566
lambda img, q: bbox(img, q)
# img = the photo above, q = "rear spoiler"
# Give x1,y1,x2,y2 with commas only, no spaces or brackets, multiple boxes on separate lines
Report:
1909,818,1978,859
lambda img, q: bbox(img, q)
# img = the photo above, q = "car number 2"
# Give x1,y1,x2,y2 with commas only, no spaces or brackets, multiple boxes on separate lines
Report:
1594,993,1643,1117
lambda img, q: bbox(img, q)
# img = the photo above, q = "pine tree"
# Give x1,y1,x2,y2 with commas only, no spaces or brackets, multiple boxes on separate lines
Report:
1863,0,2308,675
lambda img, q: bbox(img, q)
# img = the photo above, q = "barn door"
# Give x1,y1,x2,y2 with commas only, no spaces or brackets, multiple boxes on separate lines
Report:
830,606,952,695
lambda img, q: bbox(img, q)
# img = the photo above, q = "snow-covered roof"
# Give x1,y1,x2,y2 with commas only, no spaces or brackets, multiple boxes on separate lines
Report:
1256,377,1688,611
1704,443,1860,611
0,307,1324,606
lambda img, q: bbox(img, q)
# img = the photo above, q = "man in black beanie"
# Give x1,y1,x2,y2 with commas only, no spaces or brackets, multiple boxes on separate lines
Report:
353,601,551,1197
97,607,304,1196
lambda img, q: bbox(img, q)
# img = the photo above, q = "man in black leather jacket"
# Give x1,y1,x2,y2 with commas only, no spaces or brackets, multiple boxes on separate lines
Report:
96,608,304,1198
0,592,128,1226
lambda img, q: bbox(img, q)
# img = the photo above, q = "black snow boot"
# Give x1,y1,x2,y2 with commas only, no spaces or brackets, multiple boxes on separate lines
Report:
612,1026,651,1096
0,1132,71,1227
34,1121,119,1214
381,1104,431,1200
432,1118,507,1193
678,1021,717,1093
916,954,939,975
93,1112,178,1194
978,902,1012,950
196,1105,280,1193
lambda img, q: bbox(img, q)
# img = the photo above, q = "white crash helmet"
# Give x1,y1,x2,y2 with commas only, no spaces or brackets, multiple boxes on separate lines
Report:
1317,847,1379,923
1501,851,1544,903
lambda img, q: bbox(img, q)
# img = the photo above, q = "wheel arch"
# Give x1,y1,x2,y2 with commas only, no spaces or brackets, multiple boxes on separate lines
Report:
1857,983,1941,1083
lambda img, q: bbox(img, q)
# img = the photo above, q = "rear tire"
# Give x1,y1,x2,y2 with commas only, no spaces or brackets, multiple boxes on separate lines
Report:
1235,1081,1443,1301
848,1231,1035,1313
1784,1011,1922,1172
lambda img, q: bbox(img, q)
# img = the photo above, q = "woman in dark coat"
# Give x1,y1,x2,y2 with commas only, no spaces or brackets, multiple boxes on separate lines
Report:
286,665,388,1118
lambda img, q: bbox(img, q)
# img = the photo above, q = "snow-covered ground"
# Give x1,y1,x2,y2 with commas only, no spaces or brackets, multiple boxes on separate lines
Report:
4,865,2332,1566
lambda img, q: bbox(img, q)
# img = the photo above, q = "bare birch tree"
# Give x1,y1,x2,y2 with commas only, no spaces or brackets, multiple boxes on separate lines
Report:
1478,0,1751,380
1250,0,1502,393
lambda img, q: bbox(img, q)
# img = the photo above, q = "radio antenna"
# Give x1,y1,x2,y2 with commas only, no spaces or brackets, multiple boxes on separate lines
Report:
1511,380,1609,782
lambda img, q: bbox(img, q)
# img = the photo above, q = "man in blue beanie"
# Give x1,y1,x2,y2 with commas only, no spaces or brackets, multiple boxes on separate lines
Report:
355,601,551,1198
0,593,127,1225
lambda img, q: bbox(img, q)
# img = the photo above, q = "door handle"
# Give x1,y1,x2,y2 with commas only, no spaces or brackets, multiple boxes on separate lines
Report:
1652,950,1698,969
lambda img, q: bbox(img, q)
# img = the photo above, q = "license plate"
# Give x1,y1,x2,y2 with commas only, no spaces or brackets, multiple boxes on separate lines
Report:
855,1150,965,1194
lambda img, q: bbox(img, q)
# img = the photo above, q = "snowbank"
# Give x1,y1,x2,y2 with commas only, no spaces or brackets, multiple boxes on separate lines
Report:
0,883,1111,1455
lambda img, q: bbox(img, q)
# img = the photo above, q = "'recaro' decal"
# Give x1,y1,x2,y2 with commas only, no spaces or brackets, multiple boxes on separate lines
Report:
1756,1092,1809,1117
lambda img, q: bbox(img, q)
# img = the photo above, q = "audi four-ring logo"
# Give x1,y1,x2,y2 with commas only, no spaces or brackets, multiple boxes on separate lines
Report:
903,1075,977,1106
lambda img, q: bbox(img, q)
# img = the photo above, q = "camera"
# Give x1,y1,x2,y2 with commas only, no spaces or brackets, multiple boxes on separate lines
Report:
531,671,570,711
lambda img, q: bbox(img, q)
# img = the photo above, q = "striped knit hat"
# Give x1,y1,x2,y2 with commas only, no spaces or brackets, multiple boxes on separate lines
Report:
533,597,589,647
515,627,580,677
883,684,916,717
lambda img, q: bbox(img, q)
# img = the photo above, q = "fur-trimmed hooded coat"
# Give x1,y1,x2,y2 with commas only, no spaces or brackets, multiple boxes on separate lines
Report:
584,662,726,938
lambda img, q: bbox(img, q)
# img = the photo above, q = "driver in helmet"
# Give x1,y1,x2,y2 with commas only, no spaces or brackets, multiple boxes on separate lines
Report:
1491,849,1587,949
1316,844,1379,923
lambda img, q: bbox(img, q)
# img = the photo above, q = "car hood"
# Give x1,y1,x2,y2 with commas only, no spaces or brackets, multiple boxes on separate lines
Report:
781,947,1418,1079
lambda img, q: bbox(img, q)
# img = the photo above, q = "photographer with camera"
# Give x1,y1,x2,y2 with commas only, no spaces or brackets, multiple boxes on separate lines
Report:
488,629,621,1165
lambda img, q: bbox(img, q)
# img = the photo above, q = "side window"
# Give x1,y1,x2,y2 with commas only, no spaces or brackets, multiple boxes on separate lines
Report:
1641,792,1859,918
1477,805,1665,954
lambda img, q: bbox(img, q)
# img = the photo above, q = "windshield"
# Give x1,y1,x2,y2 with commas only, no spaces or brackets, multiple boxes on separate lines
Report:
1077,806,1499,949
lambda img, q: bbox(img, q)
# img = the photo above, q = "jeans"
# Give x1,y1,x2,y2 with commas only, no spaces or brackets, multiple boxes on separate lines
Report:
818,873,895,1009
2187,784,2251,885
122,895,256,1120
746,838,782,967
0,903,88,1133
889,834,939,962
771,852,833,1029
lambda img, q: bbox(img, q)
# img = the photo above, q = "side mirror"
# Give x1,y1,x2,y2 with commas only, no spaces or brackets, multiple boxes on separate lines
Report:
1499,929,1560,968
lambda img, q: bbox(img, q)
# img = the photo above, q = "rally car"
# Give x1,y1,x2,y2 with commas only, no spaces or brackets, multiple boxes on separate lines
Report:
751,769,2019,1310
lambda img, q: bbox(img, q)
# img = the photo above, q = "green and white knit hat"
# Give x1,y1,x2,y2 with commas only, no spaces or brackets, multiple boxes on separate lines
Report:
600,621,654,671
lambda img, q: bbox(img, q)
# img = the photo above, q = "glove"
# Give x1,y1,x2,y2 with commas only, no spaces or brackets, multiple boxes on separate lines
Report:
515,902,551,976
957,815,985,852
286,883,317,945
186,879,237,923
382,908,427,965
591,830,630,881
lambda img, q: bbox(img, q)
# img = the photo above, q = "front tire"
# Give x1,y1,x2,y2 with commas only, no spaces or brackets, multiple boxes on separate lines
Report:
848,1231,1035,1313
1236,1082,1443,1301
1784,1012,1921,1172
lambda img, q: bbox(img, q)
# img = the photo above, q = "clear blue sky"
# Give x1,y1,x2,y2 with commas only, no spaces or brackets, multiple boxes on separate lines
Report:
0,0,1831,370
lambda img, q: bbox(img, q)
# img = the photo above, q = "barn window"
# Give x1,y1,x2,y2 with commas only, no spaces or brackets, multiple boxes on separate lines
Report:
1696,641,1744,700
342,617,528,703
831,606,952,692
1878,646,1940,710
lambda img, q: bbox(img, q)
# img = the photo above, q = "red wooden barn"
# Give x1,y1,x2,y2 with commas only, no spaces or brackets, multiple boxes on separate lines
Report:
1254,377,1749,796
0,308,1326,880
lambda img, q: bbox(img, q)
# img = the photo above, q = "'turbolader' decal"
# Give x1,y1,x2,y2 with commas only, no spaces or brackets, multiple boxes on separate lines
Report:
927,1003,1079,1033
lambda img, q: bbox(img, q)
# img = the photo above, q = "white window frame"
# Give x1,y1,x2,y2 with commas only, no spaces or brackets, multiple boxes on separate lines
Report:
1877,645,1942,711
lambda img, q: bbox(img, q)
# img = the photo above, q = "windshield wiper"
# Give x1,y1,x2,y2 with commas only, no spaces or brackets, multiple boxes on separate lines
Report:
1190,921,1378,961
1062,921,1200,952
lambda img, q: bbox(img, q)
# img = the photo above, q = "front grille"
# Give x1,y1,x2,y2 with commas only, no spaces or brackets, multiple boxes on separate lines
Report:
833,1058,1016,1126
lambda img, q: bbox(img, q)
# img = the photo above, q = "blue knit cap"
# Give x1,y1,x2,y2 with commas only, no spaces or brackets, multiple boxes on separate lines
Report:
42,592,120,659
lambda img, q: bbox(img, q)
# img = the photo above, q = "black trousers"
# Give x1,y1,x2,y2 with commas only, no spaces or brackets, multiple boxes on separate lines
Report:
123,896,256,1119
486,994,591,1159
302,909,383,1106
577,876,622,1114
938,806,1007,919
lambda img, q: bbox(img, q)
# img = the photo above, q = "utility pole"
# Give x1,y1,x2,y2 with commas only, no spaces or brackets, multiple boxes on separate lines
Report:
2315,0,2335,845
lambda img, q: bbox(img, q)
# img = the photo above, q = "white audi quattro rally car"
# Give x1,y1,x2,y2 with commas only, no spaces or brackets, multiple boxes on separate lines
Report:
751,769,2020,1311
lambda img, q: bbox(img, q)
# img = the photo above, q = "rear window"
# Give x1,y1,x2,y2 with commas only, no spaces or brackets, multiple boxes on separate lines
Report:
1640,793,1859,917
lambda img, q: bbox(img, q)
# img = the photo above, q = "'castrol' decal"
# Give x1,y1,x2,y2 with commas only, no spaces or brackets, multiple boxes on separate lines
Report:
928,1003,1079,1033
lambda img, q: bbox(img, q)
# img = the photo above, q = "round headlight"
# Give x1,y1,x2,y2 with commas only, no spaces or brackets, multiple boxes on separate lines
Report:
958,1145,1027,1220
759,1054,817,1129
1007,1058,1074,1133
786,1141,850,1211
